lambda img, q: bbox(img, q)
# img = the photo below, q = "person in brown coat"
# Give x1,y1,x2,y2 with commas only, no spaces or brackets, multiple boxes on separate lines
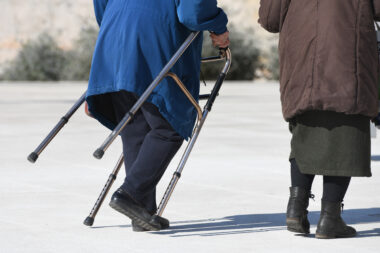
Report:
259,0,380,238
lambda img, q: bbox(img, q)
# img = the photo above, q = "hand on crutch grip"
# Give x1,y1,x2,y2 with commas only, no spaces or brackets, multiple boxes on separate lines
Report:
210,30,230,49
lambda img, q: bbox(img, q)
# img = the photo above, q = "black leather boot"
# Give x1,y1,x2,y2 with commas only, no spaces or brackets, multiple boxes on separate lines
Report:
286,187,313,234
316,200,356,239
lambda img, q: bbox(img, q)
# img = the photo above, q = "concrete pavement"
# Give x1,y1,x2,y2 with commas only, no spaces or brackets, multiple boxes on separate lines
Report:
0,81,379,252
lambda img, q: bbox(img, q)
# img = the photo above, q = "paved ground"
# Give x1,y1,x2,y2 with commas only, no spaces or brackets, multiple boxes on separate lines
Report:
1,81,379,253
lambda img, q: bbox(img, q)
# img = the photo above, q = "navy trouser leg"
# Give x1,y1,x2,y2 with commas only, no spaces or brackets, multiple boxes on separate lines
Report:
111,91,183,214
111,92,156,212
122,102,184,213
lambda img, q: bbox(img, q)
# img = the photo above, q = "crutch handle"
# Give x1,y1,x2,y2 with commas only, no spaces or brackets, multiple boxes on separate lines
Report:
205,73,226,111
205,48,231,111
199,94,211,100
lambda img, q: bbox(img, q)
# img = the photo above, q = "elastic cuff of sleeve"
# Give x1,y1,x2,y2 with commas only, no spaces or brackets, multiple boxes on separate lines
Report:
212,27,228,35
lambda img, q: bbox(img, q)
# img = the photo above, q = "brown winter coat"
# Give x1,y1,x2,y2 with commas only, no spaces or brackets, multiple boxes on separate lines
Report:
259,0,380,120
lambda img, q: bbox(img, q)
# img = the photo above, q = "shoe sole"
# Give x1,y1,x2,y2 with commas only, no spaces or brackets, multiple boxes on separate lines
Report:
315,232,357,239
286,218,310,234
132,226,148,232
151,214,170,230
109,200,160,231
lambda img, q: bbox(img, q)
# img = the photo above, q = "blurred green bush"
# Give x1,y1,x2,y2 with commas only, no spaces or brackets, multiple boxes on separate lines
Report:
0,26,97,81
61,26,98,80
0,33,66,81
0,26,279,81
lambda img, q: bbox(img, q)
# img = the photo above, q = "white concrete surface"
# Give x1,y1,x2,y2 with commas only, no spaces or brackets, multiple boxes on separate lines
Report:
0,81,379,253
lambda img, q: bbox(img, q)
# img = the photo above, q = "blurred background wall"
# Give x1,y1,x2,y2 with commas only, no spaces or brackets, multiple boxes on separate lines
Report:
0,0,279,81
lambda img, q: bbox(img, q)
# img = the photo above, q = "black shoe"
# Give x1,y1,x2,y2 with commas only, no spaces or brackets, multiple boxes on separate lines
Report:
132,215,170,232
316,201,356,239
151,215,170,229
109,188,161,231
286,187,313,234
131,220,148,232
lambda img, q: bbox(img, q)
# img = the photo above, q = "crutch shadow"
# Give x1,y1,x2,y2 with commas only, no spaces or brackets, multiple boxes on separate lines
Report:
91,224,131,229
150,208,380,237
90,208,380,237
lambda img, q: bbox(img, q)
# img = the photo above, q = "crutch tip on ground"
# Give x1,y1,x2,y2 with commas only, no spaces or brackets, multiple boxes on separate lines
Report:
26,92,87,164
83,216,95,226
27,152,39,163
93,149,105,159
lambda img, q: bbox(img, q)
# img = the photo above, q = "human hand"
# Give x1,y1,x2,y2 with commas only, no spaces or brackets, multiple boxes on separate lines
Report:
84,102,94,118
210,31,230,48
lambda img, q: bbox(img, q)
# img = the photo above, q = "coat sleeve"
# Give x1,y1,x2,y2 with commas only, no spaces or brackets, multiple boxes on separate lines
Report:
176,0,228,35
93,0,108,26
374,0,380,21
258,0,291,33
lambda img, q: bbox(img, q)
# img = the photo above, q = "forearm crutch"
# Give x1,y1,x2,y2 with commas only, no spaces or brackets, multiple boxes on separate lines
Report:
155,48,232,217
84,39,231,226
27,92,87,163
84,153,124,226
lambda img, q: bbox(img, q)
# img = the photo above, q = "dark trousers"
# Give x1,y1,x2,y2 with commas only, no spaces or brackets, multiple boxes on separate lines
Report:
290,159,351,202
111,91,184,214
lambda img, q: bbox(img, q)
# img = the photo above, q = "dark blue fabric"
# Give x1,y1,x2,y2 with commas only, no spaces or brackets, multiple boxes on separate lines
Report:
110,91,183,214
87,0,228,139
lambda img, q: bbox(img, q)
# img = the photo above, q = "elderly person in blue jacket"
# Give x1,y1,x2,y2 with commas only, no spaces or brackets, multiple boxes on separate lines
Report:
86,0,229,231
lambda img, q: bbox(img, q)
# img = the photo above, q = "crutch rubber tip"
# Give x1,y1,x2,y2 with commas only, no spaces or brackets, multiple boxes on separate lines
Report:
93,149,105,159
83,216,94,226
27,152,39,163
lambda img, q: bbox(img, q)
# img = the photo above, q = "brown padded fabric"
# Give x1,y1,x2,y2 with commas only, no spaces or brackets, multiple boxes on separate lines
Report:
259,0,380,120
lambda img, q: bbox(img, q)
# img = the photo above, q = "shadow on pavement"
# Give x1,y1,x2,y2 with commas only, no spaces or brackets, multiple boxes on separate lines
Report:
92,208,380,238
154,208,380,237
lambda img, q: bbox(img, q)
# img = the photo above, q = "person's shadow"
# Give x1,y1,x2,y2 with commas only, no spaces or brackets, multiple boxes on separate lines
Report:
92,208,380,238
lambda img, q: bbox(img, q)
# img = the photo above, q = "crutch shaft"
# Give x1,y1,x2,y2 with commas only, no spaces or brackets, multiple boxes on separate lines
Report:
93,32,200,160
157,112,208,216
84,153,124,226
156,49,232,216
205,49,231,111
205,73,226,111
156,173,181,217
27,92,87,163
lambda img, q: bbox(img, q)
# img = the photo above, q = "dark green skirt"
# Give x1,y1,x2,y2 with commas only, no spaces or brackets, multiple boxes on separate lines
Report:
289,111,371,177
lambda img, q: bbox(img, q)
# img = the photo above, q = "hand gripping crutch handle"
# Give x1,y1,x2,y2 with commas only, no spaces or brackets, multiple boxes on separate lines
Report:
84,153,124,226
27,91,87,163
93,32,200,160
